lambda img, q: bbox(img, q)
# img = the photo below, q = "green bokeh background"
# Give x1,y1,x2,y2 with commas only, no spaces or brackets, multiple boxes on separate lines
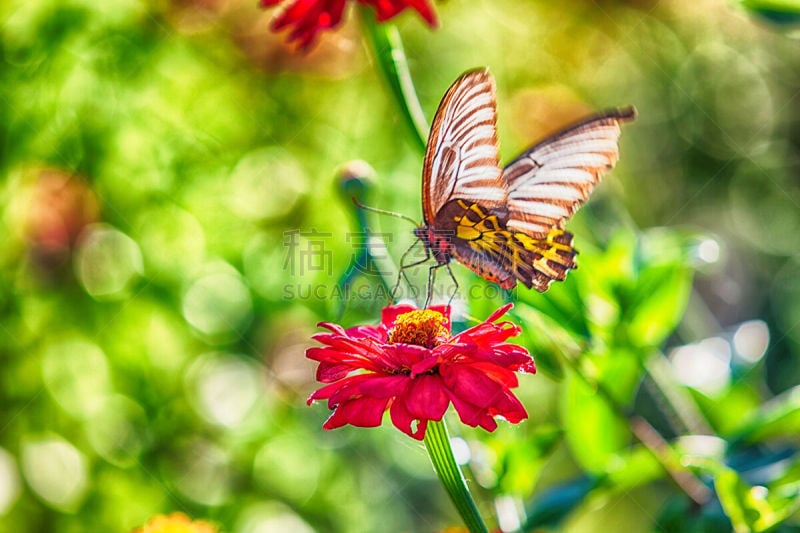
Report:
1,0,800,531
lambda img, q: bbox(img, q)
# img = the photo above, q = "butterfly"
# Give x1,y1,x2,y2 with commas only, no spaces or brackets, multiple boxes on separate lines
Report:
408,68,635,297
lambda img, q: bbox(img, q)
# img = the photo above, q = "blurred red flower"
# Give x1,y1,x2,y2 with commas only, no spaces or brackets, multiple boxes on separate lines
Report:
307,303,535,439
260,0,438,50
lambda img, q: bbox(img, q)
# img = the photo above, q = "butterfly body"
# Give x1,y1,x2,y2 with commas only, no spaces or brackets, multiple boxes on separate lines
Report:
416,69,635,293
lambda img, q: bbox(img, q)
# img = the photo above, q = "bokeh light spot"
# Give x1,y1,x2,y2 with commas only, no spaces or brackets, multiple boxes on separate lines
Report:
182,268,253,339
450,437,471,465
171,440,231,506
228,148,308,221
697,238,720,264
75,224,143,300
733,320,769,363
669,337,731,395
187,354,263,428
42,339,112,419
84,395,146,468
253,435,320,503
236,502,316,533
0,448,21,515
21,436,88,511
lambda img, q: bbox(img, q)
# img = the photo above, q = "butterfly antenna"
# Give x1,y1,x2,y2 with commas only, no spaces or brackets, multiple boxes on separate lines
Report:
352,197,420,227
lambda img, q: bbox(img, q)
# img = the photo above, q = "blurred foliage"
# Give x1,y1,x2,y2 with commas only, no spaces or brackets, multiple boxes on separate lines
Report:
1,0,799,532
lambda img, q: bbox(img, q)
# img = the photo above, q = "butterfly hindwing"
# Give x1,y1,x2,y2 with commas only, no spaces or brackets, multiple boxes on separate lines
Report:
434,200,577,291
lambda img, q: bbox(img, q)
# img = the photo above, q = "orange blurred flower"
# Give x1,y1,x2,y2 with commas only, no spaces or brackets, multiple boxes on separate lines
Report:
132,512,219,533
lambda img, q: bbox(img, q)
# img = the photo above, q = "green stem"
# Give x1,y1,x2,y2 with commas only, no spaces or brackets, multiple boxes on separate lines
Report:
360,7,429,153
423,420,489,533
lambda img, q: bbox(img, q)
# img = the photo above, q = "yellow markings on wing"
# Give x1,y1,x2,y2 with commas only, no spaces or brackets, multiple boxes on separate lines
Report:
450,201,577,288
516,229,574,264
453,199,504,246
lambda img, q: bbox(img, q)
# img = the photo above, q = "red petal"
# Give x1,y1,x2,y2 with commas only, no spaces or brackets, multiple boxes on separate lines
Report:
345,324,387,342
390,398,428,439
307,374,374,405
380,303,419,328
441,362,518,408
309,334,401,374
409,354,439,376
306,346,385,382
485,302,514,323
357,375,409,398
362,0,438,26
489,391,528,423
453,321,520,347
449,340,535,371
323,395,390,429
268,0,347,50
448,394,498,432
450,304,519,345
384,343,430,367
316,321,347,335
403,374,449,420
315,361,355,382
406,0,437,25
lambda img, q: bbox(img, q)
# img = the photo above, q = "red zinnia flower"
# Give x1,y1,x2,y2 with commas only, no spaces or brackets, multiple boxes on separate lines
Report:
306,303,536,440
260,0,438,50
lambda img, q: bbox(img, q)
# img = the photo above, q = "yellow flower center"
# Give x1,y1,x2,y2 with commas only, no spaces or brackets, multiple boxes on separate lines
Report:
388,310,449,348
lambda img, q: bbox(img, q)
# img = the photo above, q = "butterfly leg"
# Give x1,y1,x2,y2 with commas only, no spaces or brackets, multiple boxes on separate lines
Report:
443,264,460,307
424,264,439,308
393,240,430,302
423,262,460,308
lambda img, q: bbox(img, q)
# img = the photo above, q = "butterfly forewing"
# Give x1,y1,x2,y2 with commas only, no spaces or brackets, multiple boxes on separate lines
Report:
504,108,636,237
422,69,505,225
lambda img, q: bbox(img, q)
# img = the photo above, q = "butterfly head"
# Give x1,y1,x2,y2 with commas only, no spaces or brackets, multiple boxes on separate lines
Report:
414,225,453,265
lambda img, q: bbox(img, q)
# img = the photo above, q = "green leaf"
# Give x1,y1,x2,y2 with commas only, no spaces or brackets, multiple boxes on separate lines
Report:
622,262,692,348
512,304,581,380
603,445,664,493
561,372,630,474
493,424,562,495
738,0,800,23
732,384,800,444
516,274,589,340
657,497,735,533
715,467,800,533
691,384,760,438
579,229,638,293
595,349,643,405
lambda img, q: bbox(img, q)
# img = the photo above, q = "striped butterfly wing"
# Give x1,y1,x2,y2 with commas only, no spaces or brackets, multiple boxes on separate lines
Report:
422,69,506,225
488,107,636,290
504,107,637,238
433,198,578,291
420,68,635,293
